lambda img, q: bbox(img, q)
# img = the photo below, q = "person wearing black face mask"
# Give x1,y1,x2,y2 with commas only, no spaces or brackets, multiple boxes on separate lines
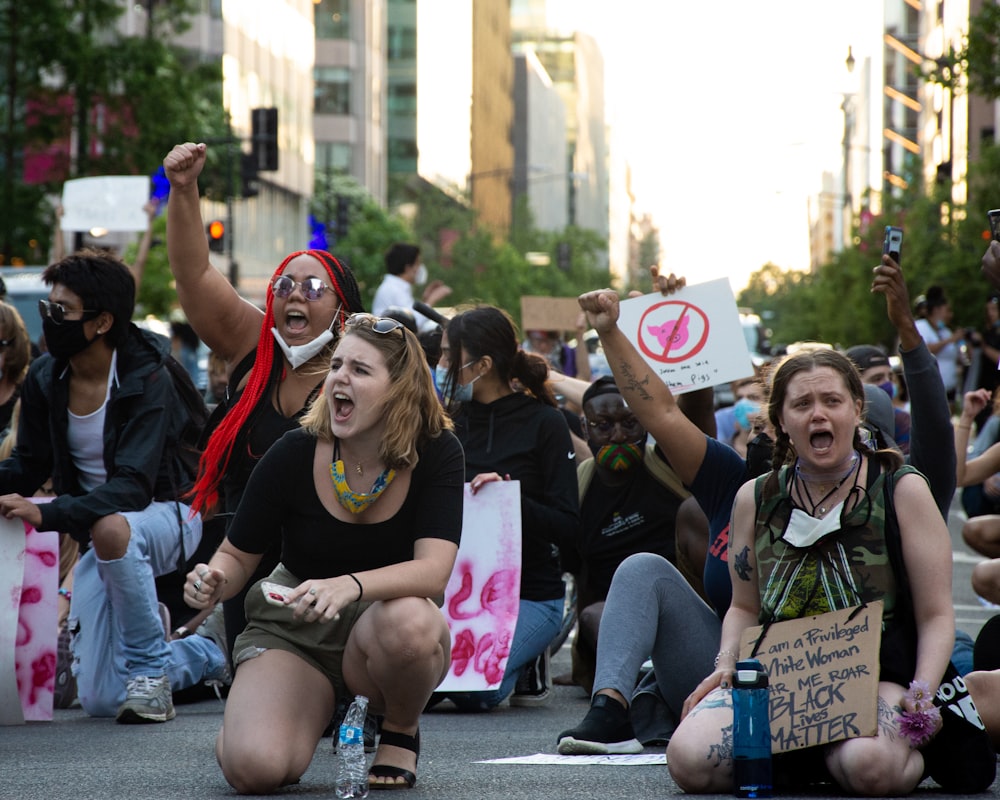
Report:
562,376,709,696
0,250,230,725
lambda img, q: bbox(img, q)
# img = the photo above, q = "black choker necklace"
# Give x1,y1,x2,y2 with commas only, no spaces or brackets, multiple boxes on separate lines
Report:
795,452,860,516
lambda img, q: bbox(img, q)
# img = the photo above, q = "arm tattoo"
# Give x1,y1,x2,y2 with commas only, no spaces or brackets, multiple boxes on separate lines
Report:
616,360,653,401
733,545,753,581
876,696,899,741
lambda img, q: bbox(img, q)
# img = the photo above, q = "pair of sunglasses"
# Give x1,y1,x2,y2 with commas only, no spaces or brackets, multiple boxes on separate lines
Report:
271,275,333,301
345,313,405,335
39,299,99,325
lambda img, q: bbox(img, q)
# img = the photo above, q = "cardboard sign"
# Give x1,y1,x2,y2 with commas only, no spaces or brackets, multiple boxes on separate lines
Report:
739,601,883,753
61,176,149,232
0,514,59,725
616,278,753,395
437,481,522,693
520,297,583,334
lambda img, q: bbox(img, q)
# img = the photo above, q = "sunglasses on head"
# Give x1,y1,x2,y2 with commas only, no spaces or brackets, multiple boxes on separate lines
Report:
345,313,405,335
39,299,100,325
271,275,333,301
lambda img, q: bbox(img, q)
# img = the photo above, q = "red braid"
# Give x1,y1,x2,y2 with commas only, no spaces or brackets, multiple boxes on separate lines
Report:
189,249,359,516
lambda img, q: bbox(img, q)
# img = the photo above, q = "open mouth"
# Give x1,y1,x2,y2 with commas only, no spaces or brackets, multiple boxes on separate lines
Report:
284,310,309,336
809,431,834,453
332,392,354,422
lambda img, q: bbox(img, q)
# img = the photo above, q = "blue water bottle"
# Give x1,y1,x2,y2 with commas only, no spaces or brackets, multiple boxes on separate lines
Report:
732,659,772,798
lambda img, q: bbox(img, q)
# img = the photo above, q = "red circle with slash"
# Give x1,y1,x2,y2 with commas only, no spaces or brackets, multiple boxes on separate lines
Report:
637,301,710,363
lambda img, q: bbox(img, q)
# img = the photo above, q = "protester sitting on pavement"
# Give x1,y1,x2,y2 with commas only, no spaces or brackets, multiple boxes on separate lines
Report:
183,313,463,793
0,250,228,723
558,255,963,757
564,375,708,693
666,348,968,796
431,305,579,710
955,388,1000,573
164,142,365,657
845,344,911,455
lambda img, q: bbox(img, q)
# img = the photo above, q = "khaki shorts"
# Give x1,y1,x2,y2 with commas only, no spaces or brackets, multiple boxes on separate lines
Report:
233,564,372,699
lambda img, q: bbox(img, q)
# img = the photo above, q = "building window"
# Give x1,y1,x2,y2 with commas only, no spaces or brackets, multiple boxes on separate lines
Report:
314,67,351,115
387,25,416,60
387,83,416,115
315,0,350,40
317,142,352,173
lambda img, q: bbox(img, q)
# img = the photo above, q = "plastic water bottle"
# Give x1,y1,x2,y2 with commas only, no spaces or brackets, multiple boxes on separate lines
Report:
732,659,772,798
335,695,369,799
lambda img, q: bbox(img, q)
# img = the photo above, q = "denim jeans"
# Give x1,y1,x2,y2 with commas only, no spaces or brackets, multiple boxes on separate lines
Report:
447,596,563,711
68,501,227,717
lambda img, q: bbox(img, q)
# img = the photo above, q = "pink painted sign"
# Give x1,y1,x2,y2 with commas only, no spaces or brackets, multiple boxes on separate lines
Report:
437,481,522,692
0,514,59,725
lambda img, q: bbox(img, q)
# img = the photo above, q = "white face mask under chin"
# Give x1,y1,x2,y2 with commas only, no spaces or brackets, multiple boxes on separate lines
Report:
782,503,845,549
271,326,335,370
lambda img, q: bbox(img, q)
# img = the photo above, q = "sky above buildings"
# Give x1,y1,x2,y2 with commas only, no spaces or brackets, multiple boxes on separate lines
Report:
547,0,878,292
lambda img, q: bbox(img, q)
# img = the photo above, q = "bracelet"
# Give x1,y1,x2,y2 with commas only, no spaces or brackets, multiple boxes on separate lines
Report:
348,573,363,601
957,423,972,431
58,587,72,601
714,649,737,667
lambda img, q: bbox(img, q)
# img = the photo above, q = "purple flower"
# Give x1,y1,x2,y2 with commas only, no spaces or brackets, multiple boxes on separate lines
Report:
899,708,941,747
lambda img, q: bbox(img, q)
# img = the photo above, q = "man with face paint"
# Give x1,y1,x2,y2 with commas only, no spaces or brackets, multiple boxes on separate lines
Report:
565,376,704,693
372,243,451,332
0,250,230,723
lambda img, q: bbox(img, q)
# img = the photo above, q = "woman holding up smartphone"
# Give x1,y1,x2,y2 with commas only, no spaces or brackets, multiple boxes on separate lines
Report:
184,314,464,793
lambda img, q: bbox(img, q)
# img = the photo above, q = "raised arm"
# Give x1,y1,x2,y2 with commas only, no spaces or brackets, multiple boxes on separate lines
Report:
957,389,1000,487
163,142,262,365
872,254,955,514
578,283,708,486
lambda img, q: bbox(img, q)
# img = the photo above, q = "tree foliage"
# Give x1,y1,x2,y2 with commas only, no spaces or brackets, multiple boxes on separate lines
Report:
0,0,227,264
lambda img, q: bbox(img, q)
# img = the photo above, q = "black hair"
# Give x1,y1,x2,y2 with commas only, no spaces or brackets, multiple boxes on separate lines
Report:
384,243,420,276
43,249,135,346
445,305,556,408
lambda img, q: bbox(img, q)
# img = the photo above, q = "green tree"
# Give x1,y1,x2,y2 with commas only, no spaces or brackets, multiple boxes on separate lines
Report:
0,0,227,264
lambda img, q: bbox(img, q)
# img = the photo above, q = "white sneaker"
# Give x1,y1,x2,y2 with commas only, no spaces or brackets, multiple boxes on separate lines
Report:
116,674,175,723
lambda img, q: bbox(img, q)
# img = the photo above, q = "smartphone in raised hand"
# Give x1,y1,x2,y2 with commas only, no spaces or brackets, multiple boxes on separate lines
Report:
883,226,903,266
988,209,1000,241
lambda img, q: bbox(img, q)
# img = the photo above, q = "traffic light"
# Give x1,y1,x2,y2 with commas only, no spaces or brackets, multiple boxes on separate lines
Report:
240,152,260,198
251,107,279,171
207,219,226,253
336,196,351,240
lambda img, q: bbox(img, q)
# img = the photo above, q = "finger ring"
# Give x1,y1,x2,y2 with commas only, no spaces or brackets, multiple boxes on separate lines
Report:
308,587,317,596
193,580,202,592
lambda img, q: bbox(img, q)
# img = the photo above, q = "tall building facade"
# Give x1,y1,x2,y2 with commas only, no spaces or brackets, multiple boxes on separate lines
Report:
313,0,388,206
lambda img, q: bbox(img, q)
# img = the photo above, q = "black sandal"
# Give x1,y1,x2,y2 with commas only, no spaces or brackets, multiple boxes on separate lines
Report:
369,728,419,790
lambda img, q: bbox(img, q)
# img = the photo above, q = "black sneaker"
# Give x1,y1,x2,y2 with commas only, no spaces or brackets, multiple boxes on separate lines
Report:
557,694,643,754
510,649,551,707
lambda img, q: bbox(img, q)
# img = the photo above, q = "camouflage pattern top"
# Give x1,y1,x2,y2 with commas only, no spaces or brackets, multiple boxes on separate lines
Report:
751,463,922,627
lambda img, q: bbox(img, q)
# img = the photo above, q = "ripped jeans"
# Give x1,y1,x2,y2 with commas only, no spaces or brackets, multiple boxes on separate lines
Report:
68,501,227,717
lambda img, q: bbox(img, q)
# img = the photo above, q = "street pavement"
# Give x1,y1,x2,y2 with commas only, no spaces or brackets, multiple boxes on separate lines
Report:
2,493,999,800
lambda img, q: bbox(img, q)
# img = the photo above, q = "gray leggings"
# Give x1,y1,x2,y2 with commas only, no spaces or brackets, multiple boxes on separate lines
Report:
593,552,721,722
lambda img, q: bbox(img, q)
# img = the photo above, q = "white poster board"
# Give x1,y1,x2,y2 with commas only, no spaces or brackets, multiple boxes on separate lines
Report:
617,278,754,394
436,481,522,693
61,176,149,232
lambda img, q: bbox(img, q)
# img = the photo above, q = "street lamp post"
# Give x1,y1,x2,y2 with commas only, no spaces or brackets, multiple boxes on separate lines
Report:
838,46,857,253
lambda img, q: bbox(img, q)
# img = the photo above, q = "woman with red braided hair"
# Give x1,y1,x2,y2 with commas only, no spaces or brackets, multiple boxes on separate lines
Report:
164,143,365,655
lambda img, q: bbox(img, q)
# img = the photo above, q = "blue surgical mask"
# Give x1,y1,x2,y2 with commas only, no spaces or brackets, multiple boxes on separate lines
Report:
877,380,896,400
435,361,479,403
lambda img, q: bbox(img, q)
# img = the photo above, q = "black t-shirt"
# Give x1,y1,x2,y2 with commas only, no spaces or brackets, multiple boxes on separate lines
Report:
578,462,684,605
227,428,465,579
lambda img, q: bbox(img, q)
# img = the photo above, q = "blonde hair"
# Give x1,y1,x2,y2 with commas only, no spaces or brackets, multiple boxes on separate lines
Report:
301,324,452,469
0,303,31,386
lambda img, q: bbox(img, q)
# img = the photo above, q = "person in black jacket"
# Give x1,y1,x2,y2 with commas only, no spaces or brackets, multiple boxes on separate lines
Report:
433,305,579,710
0,250,228,723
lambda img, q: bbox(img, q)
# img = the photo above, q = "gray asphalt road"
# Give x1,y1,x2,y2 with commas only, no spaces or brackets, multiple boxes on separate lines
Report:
1,493,997,800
